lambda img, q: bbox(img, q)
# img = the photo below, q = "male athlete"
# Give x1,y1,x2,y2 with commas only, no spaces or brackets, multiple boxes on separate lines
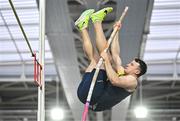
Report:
75,7,147,111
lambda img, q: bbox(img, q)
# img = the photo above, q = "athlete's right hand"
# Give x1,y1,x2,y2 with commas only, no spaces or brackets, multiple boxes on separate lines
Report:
113,21,122,30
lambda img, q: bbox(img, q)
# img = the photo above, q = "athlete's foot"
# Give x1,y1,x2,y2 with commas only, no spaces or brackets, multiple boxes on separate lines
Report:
91,7,113,23
75,9,95,31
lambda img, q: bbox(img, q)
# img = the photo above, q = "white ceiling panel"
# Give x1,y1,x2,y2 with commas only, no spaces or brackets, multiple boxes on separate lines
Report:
150,25,180,32
0,26,11,39
8,26,38,38
0,53,20,62
1,9,38,24
10,0,37,8
146,41,180,50
21,53,35,61
16,41,38,52
144,52,177,60
45,52,53,59
0,0,36,9
0,41,16,52
0,10,17,24
154,1,180,6
16,39,50,52
0,16,4,24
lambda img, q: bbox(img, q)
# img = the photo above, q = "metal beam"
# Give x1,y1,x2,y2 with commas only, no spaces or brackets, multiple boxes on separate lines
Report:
0,37,39,41
0,87,37,91
0,59,53,66
154,4,180,10
0,110,73,120
145,91,180,100
146,59,180,64
0,82,18,88
8,90,55,102
142,86,180,90
0,23,38,27
148,35,180,40
151,21,180,26
0,78,53,82
129,109,180,113
143,81,169,87
146,100,180,104
144,76,180,81
0,115,35,119
0,109,72,113
145,49,180,53
0,50,50,54
0,6,37,10
0,85,57,91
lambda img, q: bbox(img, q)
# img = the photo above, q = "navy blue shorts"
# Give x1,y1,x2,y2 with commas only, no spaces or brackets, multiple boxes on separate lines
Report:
77,69,107,105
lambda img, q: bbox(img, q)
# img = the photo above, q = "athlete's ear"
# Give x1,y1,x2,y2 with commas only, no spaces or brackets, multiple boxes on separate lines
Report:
135,69,140,75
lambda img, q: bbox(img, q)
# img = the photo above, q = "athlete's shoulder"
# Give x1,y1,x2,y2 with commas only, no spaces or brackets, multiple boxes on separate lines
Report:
124,75,138,92
126,75,137,81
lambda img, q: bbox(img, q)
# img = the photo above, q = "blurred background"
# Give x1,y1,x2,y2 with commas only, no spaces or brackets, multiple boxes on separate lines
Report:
0,0,180,121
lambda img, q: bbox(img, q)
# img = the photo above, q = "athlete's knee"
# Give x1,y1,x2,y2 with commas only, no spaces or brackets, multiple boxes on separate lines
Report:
77,74,90,103
77,86,83,98
86,60,97,72
90,59,97,66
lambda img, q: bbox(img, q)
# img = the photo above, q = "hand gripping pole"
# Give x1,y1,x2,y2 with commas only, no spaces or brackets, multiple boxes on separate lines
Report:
81,7,129,121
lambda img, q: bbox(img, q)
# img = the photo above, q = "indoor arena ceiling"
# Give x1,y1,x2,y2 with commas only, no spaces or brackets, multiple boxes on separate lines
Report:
0,0,180,121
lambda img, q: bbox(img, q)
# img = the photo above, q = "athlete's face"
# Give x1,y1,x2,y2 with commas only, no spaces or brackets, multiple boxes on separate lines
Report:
124,60,140,75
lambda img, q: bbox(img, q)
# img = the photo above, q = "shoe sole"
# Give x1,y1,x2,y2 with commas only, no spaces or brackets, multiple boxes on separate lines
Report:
91,7,113,17
75,9,95,26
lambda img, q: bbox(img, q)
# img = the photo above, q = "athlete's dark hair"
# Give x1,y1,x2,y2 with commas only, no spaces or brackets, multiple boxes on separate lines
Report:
134,58,147,77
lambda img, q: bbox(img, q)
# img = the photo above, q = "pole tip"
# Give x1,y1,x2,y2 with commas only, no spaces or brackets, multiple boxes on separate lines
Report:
125,6,129,11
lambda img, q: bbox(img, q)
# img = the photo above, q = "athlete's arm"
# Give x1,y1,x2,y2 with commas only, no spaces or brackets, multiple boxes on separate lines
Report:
101,52,136,90
111,22,124,72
